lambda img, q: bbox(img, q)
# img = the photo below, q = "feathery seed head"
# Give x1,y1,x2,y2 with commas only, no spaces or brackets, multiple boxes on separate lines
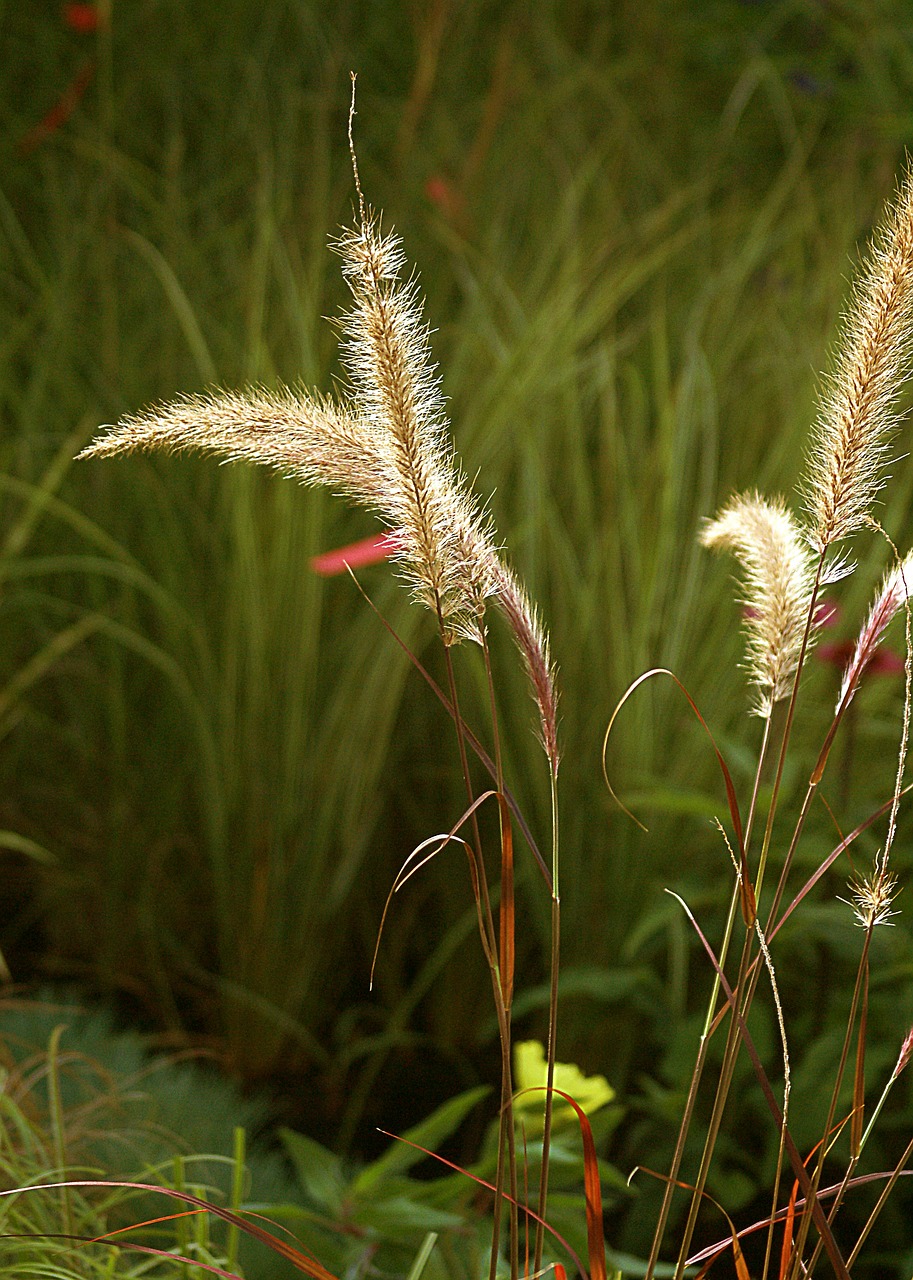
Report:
332,212,494,635
490,560,560,776
892,1027,913,1081
841,869,900,929
79,160,559,765
78,387,394,505
804,167,913,552
837,551,913,711
701,492,817,717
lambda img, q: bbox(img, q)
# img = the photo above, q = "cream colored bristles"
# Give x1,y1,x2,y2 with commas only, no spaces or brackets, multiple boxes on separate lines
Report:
837,552,913,711
333,216,489,632
489,559,560,775
80,214,559,770
805,167,913,553
79,387,394,504
701,492,817,717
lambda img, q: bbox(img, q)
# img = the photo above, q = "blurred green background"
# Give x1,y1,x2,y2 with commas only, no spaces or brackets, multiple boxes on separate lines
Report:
5,0,913,1268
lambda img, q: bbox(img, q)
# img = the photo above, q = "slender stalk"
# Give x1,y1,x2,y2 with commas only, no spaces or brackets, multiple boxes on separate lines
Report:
673,558,826,1276
482,630,519,1280
436,616,515,1280
644,716,772,1280
791,932,872,1278
754,554,826,903
757,915,791,1280
533,766,560,1276
673,923,754,1279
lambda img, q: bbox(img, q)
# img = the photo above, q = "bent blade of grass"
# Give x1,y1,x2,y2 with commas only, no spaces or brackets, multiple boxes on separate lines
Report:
404,1231,439,1280
121,228,217,384
370,787,503,989
347,568,550,883
0,614,102,742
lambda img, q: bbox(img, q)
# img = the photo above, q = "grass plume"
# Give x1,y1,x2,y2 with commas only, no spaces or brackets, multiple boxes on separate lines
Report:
837,551,913,711
804,165,913,553
700,492,817,717
79,220,559,771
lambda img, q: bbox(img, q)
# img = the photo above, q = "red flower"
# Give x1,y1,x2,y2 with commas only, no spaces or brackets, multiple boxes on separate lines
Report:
309,531,402,577
818,638,904,678
63,4,101,32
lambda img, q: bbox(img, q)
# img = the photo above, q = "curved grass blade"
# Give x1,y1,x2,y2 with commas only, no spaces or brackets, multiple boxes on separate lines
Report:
374,1128,588,1278
603,668,753,923
0,1181,339,1279
370,788,498,989
346,567,550,884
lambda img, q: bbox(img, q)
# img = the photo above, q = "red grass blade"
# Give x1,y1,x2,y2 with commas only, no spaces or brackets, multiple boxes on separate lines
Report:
374,1128,589,1278
686,1167,913,1268
89,1208,206,1240
0,1182,338,1279
544,1088,606,1280
19,60,95,154
64,4,103,31
779,1179,798,1278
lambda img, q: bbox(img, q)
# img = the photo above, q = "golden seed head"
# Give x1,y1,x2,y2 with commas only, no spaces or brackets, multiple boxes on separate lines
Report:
701,492,817,717
841,870,900,929
80,191,559,767
804,167,913,552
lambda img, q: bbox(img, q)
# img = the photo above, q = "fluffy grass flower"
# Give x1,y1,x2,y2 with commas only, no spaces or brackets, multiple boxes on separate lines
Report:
841,870,900,929
804,167,913,553
837,552,913,711
701,492,817,717
80,203,559,772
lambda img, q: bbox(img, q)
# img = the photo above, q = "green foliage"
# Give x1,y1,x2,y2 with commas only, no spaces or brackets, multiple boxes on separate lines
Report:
276,1074,634,1278
0,1002,305,1278
278,1087,488,1278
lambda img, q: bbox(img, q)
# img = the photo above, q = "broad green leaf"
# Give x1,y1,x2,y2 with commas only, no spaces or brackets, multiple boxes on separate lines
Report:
355,1195,463,1237
280,1128,344,1211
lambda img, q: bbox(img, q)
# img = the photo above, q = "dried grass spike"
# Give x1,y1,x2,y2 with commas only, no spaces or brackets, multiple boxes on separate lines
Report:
491,560,560,776
77,388,393,504
805,166,913,551
333,213,487,632
837,551,913,711
701,492,817,717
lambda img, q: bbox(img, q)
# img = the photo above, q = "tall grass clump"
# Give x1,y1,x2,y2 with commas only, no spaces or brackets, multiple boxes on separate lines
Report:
0,1006,304,1278
76,46,913,1268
